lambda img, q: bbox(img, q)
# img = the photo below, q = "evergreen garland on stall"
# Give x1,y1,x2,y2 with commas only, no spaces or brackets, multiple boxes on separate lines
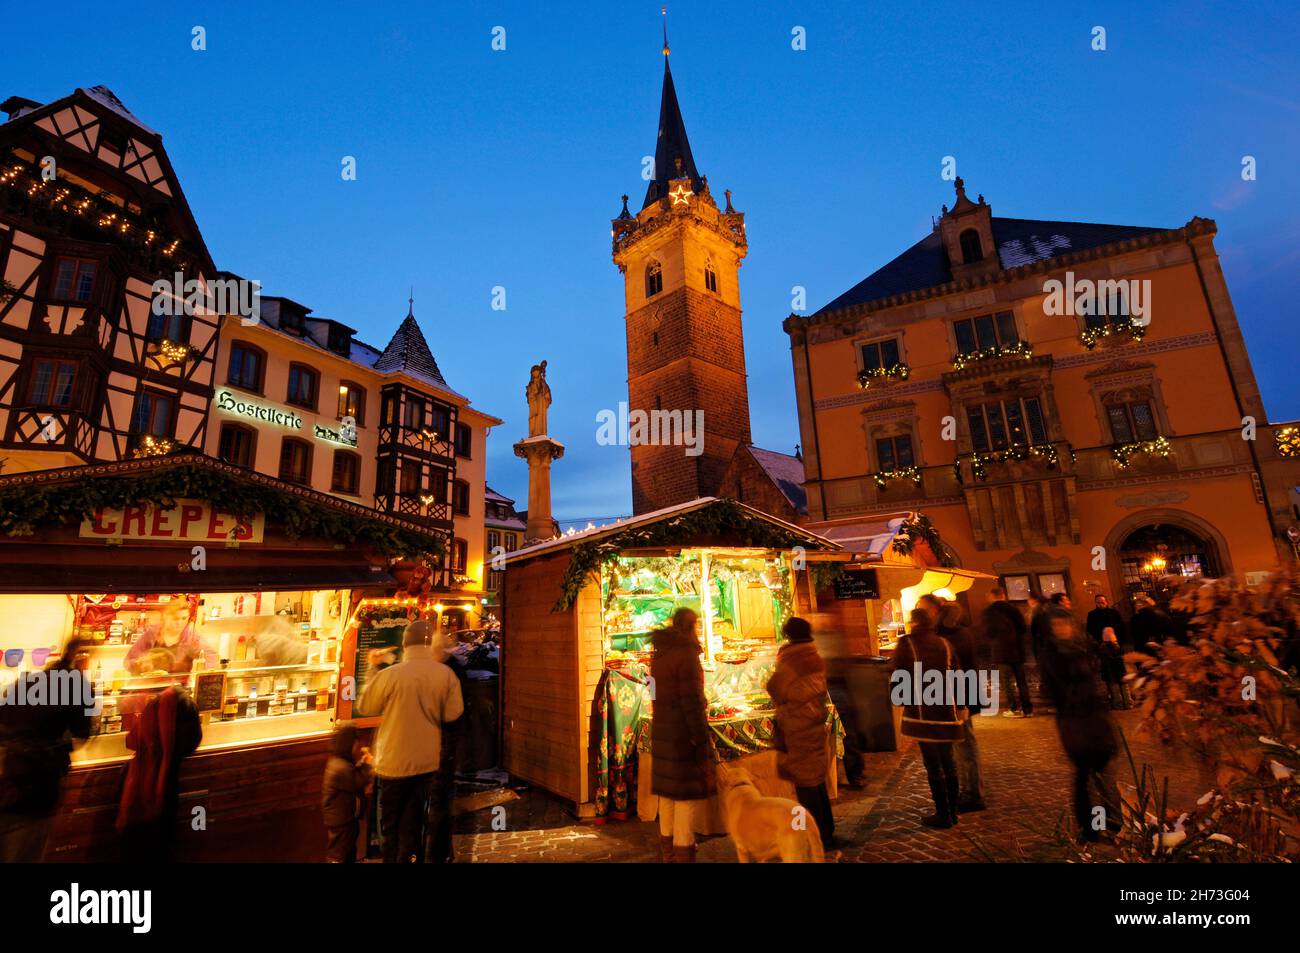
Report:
555,499,824,611
0,459,442,559
889,513,956,567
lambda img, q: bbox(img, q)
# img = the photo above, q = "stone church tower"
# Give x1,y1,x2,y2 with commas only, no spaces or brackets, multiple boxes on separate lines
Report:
611,38,752,514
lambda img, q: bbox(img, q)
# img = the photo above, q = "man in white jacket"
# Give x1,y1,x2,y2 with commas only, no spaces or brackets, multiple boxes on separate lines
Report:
357,619,464,862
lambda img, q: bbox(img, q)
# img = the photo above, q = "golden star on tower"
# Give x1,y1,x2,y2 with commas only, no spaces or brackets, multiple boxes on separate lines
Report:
669,183,693,206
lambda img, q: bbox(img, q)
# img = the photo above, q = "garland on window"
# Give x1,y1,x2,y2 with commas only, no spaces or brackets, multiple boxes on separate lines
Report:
856,363,910,389
968,442,1059,481
554,499,828,610
1112,435,1172,469
1080,317,1147,350
0,459,443,558
872,466,923,489
1274,426,1299,460
950,340,1033,371
889,513,955,567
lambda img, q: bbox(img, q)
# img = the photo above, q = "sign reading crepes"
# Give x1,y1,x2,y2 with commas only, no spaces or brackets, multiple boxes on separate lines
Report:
79,499,265,544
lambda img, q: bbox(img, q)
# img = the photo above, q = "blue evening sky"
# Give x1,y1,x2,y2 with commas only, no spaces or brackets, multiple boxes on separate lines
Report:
7,1,1298,523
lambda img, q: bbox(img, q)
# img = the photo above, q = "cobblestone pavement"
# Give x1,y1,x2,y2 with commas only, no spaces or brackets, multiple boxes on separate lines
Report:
451,709,1209,863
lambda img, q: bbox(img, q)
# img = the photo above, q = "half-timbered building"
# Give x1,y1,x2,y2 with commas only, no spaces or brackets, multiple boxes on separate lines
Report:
0,87,222,473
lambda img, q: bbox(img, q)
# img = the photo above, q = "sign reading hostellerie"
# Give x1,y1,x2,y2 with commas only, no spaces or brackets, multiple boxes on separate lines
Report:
216,389,303,430
80,500,265,543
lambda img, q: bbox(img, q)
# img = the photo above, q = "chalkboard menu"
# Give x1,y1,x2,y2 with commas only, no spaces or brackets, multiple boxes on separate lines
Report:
833,568,879,600
193,671,227,714
351,605,417,703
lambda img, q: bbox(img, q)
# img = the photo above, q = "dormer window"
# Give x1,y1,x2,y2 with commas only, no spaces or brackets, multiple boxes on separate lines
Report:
959,229,983,265
704,260,718,293
645,261,663,298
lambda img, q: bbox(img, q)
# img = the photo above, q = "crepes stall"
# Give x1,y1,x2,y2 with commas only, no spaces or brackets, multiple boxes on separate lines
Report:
500,498,844,824
0,454,444,861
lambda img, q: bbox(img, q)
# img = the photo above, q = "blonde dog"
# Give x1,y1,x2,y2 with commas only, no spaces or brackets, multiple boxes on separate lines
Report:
717,762,825,863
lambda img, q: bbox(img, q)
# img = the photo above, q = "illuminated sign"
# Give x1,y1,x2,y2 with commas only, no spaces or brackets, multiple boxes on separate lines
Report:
216,389,303,431
80,499,265,543
314,422,357,448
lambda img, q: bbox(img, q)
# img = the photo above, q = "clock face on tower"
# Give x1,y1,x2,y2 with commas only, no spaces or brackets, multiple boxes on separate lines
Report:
669,183,693,206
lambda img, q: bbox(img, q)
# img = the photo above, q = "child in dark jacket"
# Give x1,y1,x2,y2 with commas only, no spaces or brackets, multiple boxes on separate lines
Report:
322,722,371,863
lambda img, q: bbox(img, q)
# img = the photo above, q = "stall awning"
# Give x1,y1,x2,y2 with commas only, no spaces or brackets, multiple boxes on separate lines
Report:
0,564,397,594
801,514,921,564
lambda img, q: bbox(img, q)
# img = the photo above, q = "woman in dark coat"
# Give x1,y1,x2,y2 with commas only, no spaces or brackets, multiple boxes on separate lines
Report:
649,608,714,862
767,617,834,847
891,608,965,828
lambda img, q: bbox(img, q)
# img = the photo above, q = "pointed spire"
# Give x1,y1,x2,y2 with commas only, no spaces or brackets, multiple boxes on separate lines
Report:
642,10,701,211
374,301,448,387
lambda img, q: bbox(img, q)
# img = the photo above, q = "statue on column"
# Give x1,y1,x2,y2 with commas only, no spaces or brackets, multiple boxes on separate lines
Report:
526,360,551,438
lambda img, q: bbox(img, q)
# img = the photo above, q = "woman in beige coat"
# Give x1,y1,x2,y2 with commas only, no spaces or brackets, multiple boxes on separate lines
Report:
767,617,834,848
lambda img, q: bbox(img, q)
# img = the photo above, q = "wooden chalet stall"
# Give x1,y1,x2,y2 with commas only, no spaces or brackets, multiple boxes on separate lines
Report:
500,497,845,822
0,453,442,862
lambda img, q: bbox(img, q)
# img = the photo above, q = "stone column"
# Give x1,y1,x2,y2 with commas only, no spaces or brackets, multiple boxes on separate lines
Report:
513,435,565,543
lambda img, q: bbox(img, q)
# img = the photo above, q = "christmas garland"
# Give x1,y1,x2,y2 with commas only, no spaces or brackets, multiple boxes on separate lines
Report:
1274,426,1299,460
856,363,910,389
889,513,955,567
968,442,1058,481
871,466,923,489
1080,317,1147,350
1112,436,1172,469
555,498,827,610
0,458,442,558
950,340,1033,371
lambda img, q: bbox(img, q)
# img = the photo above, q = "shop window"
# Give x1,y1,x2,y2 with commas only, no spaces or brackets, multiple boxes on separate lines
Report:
51,256,98,303
452,538,468,574
287,363,318,411
331,450,360,494
130,389,176,437
279,438,312,485
645,261,663,298
967,396,1048,452
704,260,718,293
875,434,915,472
455,422,472,457
400,462,423,496
953,311,1018,355
861,338,901,372
227,342,265,393
337,381,365,426
25,357,79,408
959,229,983,264
453,479,470,516
218,423,256,468
1085,285,1130,332
1106,398,1158,444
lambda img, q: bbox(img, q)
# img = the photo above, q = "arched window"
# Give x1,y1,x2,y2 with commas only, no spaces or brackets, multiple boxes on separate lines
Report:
286,363,319,410
331,450,360,494
218,423,257,468
227,341,266,393
453,479,471,516
452,538,469,574
704,260,718,293
278,437,312,485
1103,388,1159,444
959,229,983,264
645,261,663,298
337,380,365,426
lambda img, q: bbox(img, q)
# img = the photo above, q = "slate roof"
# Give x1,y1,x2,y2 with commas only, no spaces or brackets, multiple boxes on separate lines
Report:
373,309,449,388
642,58,703,210
814,217,1169,315
746,446,808,515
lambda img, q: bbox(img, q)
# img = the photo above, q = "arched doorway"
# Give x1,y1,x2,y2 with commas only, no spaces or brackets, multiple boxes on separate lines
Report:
1116,522,1219,604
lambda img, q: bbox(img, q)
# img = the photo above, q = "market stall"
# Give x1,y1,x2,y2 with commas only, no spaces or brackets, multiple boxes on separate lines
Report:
501,497,843,820
0,454,444,861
